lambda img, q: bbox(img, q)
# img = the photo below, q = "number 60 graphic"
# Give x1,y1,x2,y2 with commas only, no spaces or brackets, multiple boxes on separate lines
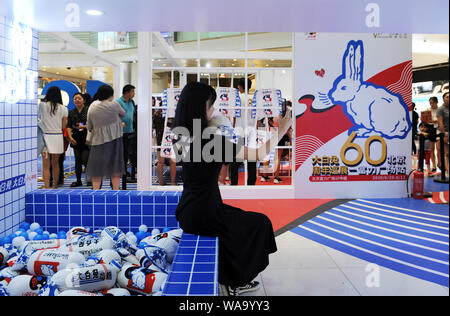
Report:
340,132,387,167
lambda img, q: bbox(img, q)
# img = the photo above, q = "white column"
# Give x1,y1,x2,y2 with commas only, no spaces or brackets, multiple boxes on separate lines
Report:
113,65,121,100
119,61,133,91
137,32,153,190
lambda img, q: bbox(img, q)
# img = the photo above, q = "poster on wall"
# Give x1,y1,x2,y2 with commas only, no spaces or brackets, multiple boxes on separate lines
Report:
253,88,283,119
214,87,241,118
294,33,412,198
162,88,182,118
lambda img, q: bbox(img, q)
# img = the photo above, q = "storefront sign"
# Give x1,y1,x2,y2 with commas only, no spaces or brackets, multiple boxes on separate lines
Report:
41,80,107,110
0,175,26,195
0,21,37,104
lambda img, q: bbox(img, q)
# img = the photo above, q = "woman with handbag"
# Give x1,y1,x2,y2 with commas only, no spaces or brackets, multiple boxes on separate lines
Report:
85,85,126,190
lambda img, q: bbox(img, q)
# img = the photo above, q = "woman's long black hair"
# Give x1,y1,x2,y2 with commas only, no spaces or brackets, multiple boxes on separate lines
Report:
43,86,63,116
171,82,217,136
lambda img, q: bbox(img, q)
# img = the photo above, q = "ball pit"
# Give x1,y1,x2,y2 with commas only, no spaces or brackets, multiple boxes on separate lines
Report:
0,222,183,296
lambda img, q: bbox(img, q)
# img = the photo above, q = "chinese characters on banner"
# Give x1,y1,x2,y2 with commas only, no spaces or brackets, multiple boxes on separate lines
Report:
0,175,26,194
295,33,412,198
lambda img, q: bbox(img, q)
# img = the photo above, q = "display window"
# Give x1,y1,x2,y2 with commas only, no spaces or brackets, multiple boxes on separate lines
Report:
149,32,294,190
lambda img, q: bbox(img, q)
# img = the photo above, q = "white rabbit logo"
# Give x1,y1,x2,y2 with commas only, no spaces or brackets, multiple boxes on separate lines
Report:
326,40,411,139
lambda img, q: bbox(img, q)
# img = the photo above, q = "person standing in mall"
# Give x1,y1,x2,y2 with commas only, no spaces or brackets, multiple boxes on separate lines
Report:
153,97,177,186
38,86,68,189
427,97,440,175
117,84,137,184
67,93,90,187
86,85,126,190
230,78,257,186
411,103,419,168
437,92,449,176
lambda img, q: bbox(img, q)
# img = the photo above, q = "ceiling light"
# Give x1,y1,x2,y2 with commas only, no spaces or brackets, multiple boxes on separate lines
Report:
206,62,211,68
231,64,235,67
233,59,237,62
86,10,104,16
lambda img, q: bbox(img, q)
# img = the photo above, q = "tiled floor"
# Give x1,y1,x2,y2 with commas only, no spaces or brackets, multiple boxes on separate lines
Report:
240,231,449,296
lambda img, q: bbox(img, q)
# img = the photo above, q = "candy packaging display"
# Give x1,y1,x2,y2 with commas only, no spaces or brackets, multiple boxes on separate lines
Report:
50,263,118,293
0,247,8,265
7,275,48,296
117,263,167,296
27,250,85,276
0,222,183,296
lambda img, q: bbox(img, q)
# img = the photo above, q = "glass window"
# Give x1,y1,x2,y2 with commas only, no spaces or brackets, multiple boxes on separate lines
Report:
150,32,294,189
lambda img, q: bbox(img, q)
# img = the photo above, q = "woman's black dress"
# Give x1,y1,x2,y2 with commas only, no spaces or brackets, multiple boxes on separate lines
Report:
175,131,277,287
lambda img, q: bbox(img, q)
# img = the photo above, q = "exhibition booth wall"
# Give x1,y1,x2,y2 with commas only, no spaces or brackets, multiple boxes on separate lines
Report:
0,15,39,237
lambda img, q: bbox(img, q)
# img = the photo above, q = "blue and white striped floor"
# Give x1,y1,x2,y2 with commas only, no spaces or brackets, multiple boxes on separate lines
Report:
292,199,449,288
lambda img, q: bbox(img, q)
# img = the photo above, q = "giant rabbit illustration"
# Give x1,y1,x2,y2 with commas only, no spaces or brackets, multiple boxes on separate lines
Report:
327,40,411,139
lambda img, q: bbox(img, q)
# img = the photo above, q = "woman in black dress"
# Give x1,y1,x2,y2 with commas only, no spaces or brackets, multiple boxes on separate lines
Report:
67,93,90,187
172,82,292,296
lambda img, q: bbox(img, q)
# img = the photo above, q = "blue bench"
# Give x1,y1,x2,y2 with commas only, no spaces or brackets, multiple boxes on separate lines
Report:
25,189,219,296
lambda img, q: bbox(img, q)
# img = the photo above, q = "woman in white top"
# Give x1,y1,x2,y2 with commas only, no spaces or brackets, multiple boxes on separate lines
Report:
38,86,68,189
85,85,126,190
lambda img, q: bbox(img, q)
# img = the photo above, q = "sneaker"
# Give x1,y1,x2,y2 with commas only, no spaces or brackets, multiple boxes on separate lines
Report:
260,176,270,182
227,281,260,296
274,177,283,184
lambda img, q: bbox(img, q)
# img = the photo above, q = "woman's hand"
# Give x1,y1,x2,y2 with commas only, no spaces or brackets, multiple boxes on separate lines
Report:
69,138,77,146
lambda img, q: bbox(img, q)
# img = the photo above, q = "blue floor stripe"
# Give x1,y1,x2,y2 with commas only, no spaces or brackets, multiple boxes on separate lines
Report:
301,221,449,274
338,205,449,235
292,226,449,287
362,198,450,217
312,216,449,262
321,212,449,252
347,202,449,228
328,209,449,243
353,200,449,222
